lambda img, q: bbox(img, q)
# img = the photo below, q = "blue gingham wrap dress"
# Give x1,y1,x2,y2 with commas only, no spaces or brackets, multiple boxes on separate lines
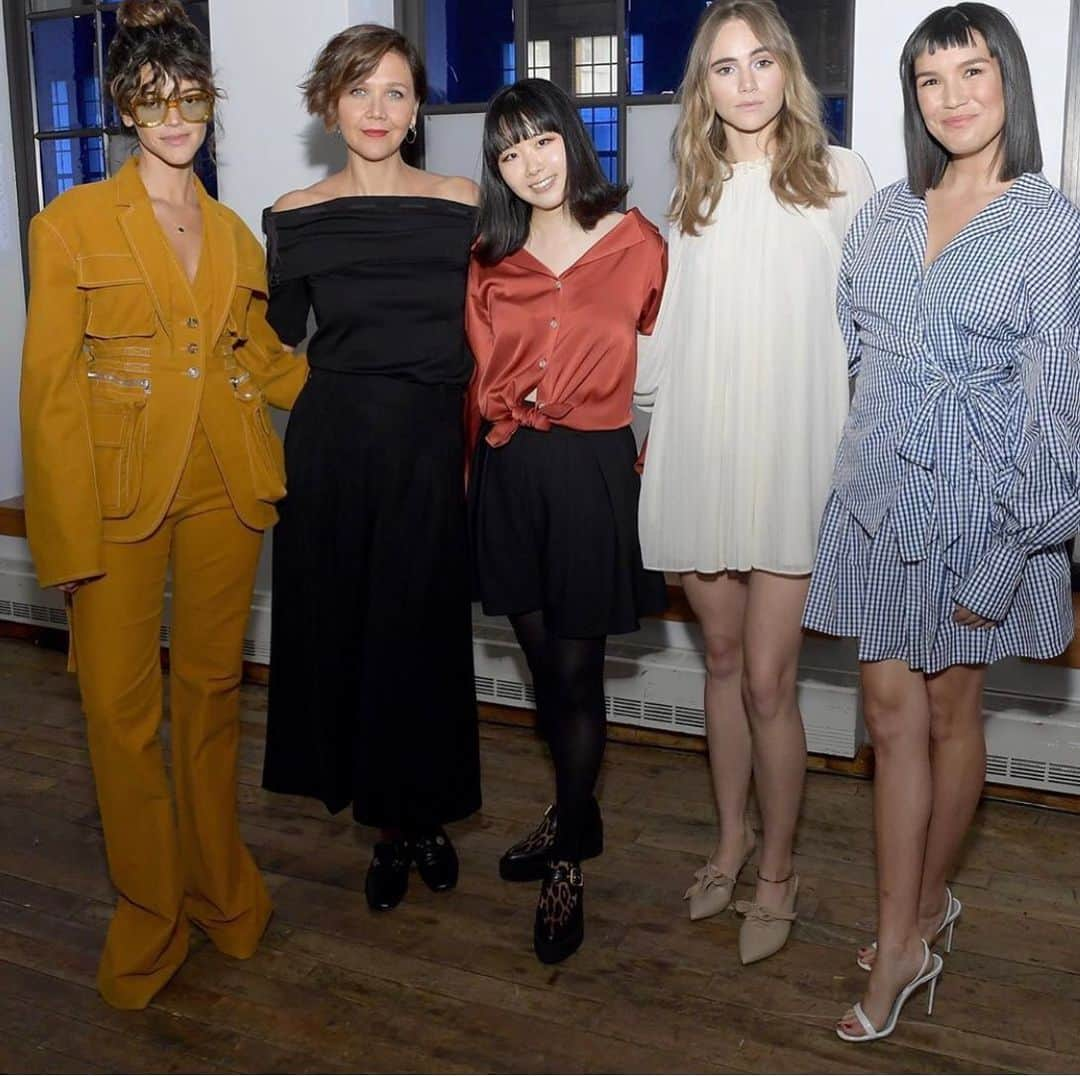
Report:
803,173,1080,673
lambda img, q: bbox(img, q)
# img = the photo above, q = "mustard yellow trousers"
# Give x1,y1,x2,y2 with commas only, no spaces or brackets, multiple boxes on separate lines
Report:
70,424,271,1009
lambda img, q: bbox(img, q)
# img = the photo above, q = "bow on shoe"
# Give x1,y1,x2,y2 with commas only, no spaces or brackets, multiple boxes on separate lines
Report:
733,899,797,923
684,862,736,900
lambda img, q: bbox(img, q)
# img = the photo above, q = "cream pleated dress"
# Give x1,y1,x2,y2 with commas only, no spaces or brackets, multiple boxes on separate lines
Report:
636,146,874,575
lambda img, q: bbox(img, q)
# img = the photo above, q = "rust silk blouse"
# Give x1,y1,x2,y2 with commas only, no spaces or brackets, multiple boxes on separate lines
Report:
466,208,667,448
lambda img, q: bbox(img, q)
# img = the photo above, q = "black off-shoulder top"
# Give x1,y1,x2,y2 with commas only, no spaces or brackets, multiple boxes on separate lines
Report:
262,196,477,387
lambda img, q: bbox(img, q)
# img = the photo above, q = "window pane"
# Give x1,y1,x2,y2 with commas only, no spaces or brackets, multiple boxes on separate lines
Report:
777,0,853,100
31,15,102,131
624,0,699,97
531,0,615,97
824,95,847,144
426,0,514,104
39,135,106,203
578,106,618,184
101,8,120,125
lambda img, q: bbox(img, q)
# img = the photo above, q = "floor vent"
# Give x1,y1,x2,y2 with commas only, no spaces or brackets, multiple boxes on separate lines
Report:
1008,757,1048,784
643,701,674,725
1048,763,1080,789
675,705,707,732
495,678,525,702
611,696,643,723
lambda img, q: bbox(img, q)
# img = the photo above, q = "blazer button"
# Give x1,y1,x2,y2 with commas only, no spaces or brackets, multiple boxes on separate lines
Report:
549,318,559,329
187,316,199,329
186,366,200,378
187,342,199,354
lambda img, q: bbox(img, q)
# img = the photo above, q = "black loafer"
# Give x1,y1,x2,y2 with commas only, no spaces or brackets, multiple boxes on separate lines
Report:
409,826,459,892
534,860,585,965
365,837,411,911
499,799,603,883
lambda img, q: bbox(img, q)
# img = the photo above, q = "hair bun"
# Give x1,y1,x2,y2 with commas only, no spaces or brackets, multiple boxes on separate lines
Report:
116,0,192,30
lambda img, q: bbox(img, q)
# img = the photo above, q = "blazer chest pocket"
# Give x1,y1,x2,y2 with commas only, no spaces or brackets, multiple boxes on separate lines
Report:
228,260,269,343
77,254,156,342
88,373,150,519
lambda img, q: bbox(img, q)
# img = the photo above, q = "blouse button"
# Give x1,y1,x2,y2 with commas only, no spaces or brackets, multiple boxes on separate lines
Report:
187,316,199,329
549,318,559,329
554,280,562,290
538,358,547,369
187,342,199,354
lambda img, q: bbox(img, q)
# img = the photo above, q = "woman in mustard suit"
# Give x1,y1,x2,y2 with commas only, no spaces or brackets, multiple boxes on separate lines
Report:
19,0,306,1010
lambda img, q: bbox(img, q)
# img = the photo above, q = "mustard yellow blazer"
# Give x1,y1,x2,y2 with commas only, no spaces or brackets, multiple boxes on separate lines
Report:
20,156,308,589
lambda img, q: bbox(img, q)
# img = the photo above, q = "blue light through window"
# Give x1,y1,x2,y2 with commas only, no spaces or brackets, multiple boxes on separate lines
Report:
579,107,618,184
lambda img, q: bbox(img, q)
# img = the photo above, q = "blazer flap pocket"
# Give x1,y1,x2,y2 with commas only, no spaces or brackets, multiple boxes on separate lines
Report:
77,254,144,288
78,255,156,339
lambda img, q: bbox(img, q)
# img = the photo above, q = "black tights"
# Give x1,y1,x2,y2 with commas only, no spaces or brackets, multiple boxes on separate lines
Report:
510,611,607,861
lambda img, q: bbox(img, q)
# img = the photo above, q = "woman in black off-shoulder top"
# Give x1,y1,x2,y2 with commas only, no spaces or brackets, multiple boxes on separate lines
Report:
260,25,481,912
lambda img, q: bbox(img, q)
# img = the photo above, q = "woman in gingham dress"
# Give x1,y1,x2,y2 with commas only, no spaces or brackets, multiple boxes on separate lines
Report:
804,4,1080,1042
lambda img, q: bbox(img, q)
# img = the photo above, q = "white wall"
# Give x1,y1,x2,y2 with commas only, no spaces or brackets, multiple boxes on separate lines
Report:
852,0,1073,188
211,0,395,235
0,12,27,502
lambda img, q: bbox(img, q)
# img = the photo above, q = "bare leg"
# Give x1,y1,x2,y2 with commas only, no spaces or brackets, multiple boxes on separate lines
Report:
856,663,986,968
681,572,755,873
741,570,810,907
920,664,986,925
839,659,931,1036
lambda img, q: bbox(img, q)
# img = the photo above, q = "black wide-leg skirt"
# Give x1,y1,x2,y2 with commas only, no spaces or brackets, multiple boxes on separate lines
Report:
469,424,667,637
263,370,481,828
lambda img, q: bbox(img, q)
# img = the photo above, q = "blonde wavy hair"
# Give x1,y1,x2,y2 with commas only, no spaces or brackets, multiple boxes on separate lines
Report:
670,0,838,235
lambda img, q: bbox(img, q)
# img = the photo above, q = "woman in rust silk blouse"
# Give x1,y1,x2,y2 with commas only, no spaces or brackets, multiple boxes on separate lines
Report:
466,79,667,965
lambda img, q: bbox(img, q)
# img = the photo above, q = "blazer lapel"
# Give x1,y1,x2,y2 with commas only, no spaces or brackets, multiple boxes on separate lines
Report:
114,157,175,333
198,188,237,346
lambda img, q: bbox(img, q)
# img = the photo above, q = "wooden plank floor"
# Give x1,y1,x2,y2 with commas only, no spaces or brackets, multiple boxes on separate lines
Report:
2,637,1080,1074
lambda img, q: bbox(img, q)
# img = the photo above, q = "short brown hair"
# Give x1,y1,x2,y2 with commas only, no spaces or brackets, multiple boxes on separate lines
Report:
302,24,427,127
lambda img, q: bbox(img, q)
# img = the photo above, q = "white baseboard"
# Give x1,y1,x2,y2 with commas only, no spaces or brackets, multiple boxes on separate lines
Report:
3,554,1080,795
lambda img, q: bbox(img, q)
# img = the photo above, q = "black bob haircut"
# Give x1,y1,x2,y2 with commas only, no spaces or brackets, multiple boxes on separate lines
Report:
474,78,628,265
900,3,1041,197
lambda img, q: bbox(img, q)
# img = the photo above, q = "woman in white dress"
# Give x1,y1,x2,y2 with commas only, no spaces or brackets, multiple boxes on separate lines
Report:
636,0,873,962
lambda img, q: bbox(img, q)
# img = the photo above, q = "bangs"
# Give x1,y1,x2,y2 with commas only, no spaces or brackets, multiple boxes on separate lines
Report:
909,8,980,60
484,87,562,157
134,61,212,99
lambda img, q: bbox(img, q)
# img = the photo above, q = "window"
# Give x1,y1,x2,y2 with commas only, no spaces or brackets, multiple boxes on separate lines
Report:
5,0,216,248
528,39,551,81
574,35,617,98
579,106,618,183
501,39,552,86
406,0,856,184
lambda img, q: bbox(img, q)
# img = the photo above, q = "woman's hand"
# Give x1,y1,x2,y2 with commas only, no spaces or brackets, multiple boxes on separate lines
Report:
953,603,995,630
634,434,649,476
55,579,91,595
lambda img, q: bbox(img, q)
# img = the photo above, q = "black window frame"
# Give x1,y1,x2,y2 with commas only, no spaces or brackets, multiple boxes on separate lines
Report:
396,0,856,188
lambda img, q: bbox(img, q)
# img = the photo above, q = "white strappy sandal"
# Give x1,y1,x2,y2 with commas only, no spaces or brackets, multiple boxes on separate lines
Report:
837,940,943,1043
